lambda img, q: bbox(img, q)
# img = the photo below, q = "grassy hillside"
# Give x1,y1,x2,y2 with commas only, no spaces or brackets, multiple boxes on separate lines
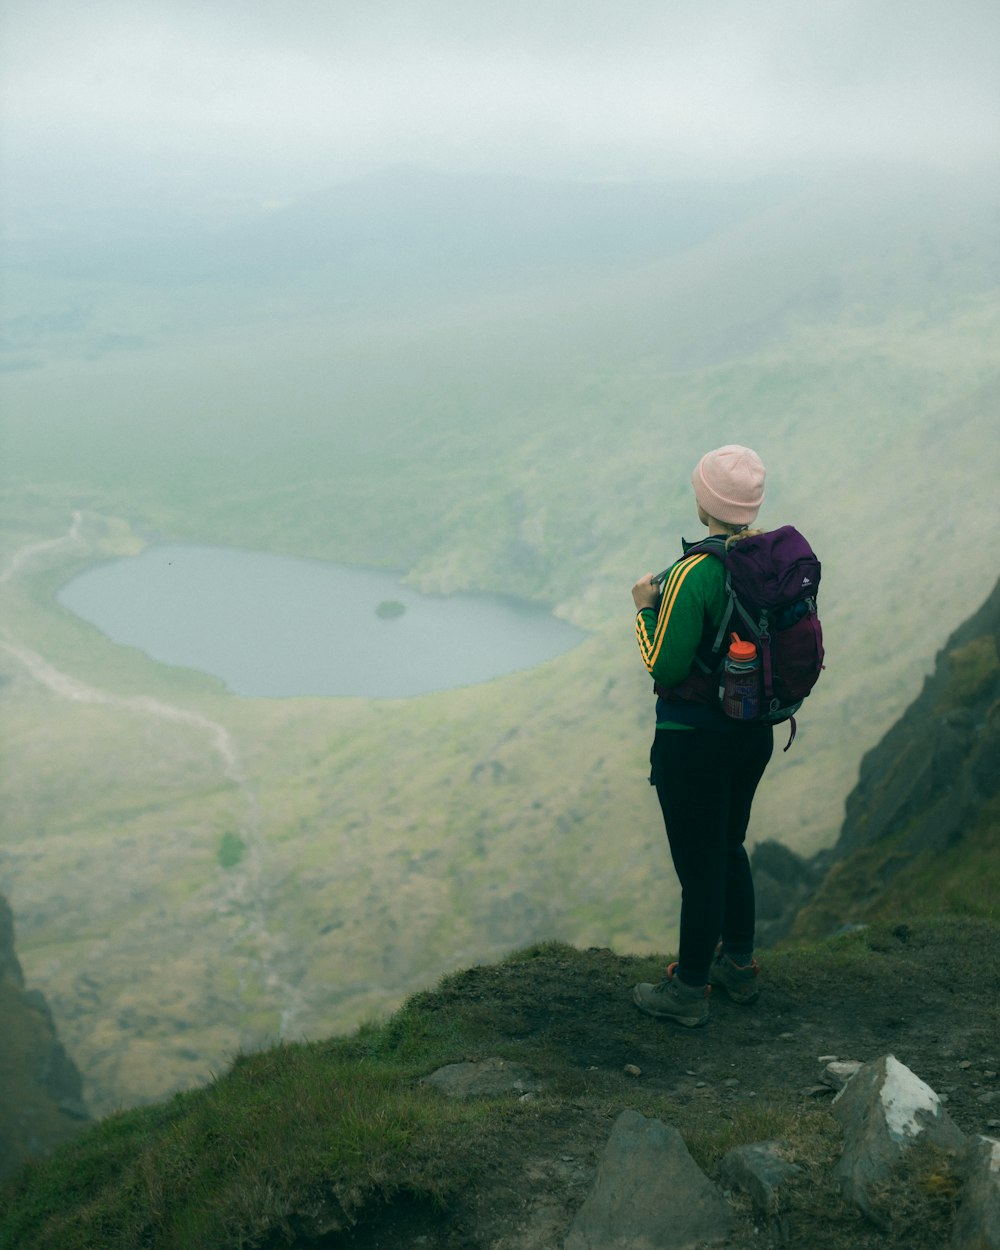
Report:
1,163,998,1116
2,918,997,1250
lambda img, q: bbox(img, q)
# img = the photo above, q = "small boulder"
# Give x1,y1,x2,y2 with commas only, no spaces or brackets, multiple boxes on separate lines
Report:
564,1109,734,1249
821,1059,864,1091
421,1057,541,1100
720,1140,801,1214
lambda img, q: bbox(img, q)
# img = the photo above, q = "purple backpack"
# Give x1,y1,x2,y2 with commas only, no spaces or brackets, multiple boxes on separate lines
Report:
672,526,825,743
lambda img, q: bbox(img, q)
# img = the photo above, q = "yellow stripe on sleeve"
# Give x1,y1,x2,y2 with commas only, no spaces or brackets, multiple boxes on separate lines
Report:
636,611,656,667
645,554,708,671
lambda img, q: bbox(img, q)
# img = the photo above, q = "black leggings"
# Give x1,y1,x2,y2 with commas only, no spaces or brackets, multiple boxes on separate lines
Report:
651,724,773,986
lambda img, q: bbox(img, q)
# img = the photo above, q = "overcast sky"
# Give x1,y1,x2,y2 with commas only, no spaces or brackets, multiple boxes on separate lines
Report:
2,0,999,218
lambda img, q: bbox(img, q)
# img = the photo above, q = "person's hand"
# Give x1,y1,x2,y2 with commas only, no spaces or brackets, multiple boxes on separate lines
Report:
631,574,661,612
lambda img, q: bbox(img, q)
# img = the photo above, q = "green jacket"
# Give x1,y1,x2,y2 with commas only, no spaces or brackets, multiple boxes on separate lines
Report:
636,549,728,689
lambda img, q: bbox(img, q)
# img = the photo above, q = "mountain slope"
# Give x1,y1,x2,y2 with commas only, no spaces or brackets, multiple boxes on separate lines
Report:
755,575,1000,944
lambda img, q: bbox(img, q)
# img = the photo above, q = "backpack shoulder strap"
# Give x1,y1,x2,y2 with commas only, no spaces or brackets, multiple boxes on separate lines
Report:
652,534,727,587
672,535,736,670
681,534,728,560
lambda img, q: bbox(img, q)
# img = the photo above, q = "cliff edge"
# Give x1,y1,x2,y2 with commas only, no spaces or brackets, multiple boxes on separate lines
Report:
755,575,1000,944
0,895,90,1179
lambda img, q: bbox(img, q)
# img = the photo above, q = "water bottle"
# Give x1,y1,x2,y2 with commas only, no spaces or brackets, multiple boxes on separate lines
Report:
723,634,761,720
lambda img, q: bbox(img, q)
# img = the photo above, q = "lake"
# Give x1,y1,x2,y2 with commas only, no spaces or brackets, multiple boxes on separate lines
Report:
57,545,587,698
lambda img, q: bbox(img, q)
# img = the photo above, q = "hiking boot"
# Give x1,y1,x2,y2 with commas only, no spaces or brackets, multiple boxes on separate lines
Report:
708,948,760,1003
632,964,710,1028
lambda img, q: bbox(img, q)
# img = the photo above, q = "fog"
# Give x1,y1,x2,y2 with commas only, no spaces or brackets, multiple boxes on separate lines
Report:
3,0,998,229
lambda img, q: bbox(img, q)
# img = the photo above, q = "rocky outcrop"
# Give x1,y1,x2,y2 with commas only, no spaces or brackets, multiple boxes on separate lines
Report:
555,1057,998,1248
754,576,1000,943
0,894,90,1179
418,1053,999,1247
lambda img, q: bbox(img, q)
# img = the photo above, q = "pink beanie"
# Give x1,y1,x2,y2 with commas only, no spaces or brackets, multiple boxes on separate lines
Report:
692,444,766,526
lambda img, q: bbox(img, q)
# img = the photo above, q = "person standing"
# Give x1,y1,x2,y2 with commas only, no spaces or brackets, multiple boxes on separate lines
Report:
630,445,772,1027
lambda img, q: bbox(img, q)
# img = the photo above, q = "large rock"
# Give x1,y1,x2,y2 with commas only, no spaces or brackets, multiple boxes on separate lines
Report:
952,1135,1000,1250
564,1109,734,1250
831,1054,967,1223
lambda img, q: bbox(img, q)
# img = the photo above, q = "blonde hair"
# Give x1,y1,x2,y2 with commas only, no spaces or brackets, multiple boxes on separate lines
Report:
725,525,765,550
720,522,765,551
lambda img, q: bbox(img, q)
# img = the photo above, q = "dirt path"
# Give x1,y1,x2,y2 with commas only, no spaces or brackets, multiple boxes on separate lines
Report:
0,635,247,782
0,509,85,586
0,514,308,1037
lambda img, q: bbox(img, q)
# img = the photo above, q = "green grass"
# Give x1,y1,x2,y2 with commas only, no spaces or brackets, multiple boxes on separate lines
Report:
0,991,527,1249
0,1049,491,1249
865,793,1000,922
938,635,1000,710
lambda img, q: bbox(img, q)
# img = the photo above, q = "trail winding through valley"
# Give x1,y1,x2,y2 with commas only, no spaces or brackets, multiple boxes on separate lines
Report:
1,513,307,1043
0,637,247,784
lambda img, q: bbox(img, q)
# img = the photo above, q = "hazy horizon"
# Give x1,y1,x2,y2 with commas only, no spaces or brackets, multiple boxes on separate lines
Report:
3,1,998,232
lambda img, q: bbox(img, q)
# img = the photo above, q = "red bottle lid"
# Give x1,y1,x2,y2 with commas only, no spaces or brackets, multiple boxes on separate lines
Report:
728,634,757,663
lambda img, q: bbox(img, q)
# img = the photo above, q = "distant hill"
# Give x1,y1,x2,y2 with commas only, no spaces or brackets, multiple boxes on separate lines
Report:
3,164,797,295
